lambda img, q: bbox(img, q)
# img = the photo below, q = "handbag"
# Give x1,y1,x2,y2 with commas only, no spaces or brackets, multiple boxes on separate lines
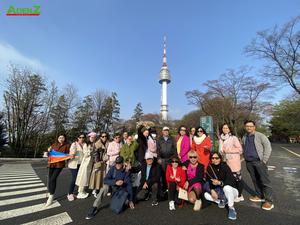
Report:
110,188,128,214
178,187,188,201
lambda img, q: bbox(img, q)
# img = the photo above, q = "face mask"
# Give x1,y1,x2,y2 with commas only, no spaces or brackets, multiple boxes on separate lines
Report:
151,134,157,138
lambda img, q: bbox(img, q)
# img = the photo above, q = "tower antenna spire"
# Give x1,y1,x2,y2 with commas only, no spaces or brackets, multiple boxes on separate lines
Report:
159,35,171,121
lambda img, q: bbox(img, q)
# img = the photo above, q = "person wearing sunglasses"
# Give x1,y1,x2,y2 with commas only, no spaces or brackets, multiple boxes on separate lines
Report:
219,123,244,202
89,132,110,198
76,132,97,199
182,150,204,211
176,125,191,163
67,133,86,201
166,155,186,210
107,133,122,167
191,126,212,172
204,152,239,220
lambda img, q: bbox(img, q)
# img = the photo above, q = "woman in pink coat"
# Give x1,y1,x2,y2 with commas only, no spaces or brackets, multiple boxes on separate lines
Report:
219,123,244,201
176,125,190,163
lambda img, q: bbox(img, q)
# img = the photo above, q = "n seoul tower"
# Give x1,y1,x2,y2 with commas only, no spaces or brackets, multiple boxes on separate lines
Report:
159,36,171,121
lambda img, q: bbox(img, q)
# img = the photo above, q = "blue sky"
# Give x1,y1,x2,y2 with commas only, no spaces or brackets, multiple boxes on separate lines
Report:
0,0,299,119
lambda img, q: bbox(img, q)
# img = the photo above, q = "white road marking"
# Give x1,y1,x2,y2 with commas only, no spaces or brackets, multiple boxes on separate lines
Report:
0,175,38,179
0,180,42,186
0,183,44,191
0,177,40,183
21,212,73,225
0,173,37,176
0,202,60,220
0,193,46,206
0,186,47,197
281,146,300,158
0,163,73,224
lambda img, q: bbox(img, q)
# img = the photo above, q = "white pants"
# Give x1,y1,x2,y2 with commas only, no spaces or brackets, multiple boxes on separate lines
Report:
223,185,238,207
204,185,238,207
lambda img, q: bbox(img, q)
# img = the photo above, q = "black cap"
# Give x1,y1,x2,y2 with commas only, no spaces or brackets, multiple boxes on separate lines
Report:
115,156,124,164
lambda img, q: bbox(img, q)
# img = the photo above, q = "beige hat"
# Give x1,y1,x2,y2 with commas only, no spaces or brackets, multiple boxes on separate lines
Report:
162,126,170,131
145,152,154,160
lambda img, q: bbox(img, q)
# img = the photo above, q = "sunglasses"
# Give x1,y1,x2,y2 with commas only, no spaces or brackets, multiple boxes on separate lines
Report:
171,161,179,163
197,130,203,133
180,129,186,132
189,156,197,159
101,136,107,138
211,157,220,160
78,136,85,139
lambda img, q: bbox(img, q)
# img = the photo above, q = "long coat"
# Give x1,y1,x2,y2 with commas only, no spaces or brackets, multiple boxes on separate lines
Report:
75,143,92,187
219,135,243,172
89,140,109,190
192,135,212,171
176,135,190,163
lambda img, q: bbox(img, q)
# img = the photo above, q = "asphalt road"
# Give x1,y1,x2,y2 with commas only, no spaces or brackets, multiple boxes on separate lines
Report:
0,144,299,225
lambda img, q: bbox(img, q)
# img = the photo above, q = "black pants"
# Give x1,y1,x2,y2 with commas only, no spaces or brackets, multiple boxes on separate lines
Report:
246,161,273,203
136,183,159,201
168,182,178,201
232,171,244,196
48,168,62,195
68,165,80,195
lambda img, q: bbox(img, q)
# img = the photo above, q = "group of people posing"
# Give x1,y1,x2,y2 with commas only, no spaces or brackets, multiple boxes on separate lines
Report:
45,120,274,221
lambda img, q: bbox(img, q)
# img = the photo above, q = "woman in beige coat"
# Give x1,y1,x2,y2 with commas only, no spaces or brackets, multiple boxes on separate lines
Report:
76,132,96,199
89,132,109,198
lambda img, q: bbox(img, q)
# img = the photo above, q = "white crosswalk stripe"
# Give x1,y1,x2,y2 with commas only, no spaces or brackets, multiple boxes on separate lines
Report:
0,180,43,186
0,163,73,224
21,212,73,225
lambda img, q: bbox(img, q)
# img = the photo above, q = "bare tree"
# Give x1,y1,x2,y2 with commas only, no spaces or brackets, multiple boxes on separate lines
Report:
91,89,108,133
245,16,300,95
186,67,271,136
3,65,47,156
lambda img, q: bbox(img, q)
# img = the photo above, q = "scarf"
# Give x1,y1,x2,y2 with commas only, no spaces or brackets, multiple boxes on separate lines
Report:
219,133,231,152
193,134,206,145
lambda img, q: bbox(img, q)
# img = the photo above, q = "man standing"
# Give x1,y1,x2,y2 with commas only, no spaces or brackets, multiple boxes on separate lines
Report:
157,127,177,192
242,120,274,210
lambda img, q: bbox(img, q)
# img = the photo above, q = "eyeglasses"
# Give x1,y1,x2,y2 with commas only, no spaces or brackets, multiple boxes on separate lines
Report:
197,130,203,133
189,156,197,159
211,157,220,160
101,136,107,138
171,161,179,163
78,136,85,139
180,129,186,132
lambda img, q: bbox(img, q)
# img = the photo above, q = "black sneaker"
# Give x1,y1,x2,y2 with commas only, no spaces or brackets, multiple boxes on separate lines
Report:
151,200,159,206
85,207,98,220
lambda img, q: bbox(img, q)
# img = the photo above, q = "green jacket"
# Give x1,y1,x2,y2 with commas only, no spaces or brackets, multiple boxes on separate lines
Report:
120,141,139,164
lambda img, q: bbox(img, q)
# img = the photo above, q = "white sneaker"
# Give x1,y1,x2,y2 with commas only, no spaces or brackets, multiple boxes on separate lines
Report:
234,195,245,203
67,194,75,201
193,199,202,211
77,192,89,199
45,194,54,207
169,201,175,210
92,190,97,195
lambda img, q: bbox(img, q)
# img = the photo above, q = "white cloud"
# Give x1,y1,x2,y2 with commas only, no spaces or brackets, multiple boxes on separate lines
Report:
0,41,46,77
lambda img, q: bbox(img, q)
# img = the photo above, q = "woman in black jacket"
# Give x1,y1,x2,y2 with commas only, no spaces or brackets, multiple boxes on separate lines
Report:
204,152,239,220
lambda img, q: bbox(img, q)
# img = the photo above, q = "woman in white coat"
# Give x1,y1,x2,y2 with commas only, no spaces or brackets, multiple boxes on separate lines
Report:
76,132,96,199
